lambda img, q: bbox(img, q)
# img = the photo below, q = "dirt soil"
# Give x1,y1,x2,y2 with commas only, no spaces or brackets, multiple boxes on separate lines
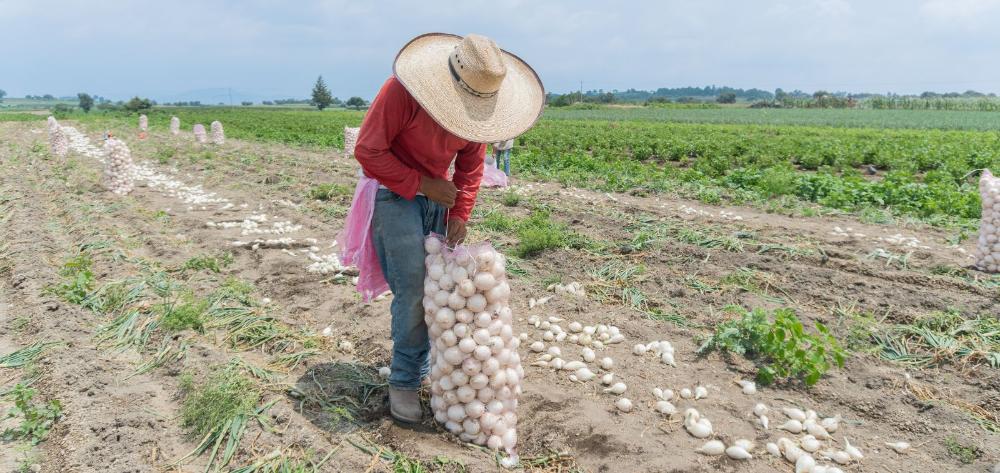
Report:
1,120,997,473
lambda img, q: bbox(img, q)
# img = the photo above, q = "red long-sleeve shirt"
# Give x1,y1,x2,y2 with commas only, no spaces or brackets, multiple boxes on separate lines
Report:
354,76,485,222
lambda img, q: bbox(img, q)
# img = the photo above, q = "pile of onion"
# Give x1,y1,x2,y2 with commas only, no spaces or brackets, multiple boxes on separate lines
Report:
423,235,522,467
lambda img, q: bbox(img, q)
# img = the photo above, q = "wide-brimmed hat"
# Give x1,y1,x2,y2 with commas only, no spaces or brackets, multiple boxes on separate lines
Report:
393,33,545,143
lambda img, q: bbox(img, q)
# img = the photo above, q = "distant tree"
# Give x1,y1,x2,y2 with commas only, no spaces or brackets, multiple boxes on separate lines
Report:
0,89,6,102
51,103,74,117
346,96,367,110
77,93,94,113
262,100,274,105
42,94,55,100
123,96,153,112
241,101,253,106
311,76,334,110
716,92,737,104
774,88,788,101
812,90,830,99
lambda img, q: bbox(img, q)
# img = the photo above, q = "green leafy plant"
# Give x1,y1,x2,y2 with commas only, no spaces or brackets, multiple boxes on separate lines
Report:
179,252,233,273
501,191,521,207
158,292,209,332
698,306,847,386
2,384,62,445
943,436,980,464
307,183,351,202
47,252,95,304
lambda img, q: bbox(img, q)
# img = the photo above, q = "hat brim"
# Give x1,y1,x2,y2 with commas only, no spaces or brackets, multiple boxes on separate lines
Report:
393,33,545,143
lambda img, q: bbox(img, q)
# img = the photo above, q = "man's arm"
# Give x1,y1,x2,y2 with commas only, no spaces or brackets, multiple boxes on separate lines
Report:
355,77,459,207
354,78,422,199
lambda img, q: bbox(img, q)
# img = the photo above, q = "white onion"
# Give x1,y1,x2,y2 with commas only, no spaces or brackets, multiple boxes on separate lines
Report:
423,242,520,453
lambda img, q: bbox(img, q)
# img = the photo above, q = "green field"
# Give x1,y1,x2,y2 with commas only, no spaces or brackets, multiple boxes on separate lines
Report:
545,106,1000,131
7,105,997,227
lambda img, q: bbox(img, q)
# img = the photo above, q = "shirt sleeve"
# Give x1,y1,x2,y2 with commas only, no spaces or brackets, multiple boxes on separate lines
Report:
354,77,422,199
450,140,486,222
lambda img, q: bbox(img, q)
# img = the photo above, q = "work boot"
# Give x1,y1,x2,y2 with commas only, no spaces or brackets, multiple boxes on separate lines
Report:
389,387,423,423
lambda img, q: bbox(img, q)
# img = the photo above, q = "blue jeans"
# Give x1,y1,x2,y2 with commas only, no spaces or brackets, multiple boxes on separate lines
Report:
495,149,511,176
371,188,446,390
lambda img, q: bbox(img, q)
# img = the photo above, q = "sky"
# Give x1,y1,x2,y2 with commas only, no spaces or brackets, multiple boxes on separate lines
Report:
2,0,1000,102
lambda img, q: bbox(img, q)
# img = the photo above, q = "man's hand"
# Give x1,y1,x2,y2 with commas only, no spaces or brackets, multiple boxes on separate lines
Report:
447,218,467,246
419,176,457,208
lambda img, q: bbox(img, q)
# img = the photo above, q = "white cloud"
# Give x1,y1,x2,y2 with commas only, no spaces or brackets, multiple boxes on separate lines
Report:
921,0,1000,23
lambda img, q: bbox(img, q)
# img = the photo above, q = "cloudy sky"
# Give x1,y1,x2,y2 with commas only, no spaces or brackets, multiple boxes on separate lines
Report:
2,0,999,102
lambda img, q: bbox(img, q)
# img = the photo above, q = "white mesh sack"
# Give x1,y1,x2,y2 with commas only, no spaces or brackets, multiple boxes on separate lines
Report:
139,114,148,131
344,126,359,157
975,169,999,273
47,116,59,132
48,124,68,158
103,138,135,196
170,116,180,135
423,235,522,466
210,120,225,145
193,124,207,143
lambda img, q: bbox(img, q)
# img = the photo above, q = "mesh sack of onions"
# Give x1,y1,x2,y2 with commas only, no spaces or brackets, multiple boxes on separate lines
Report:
48,124,68,158
193,124,207,143
139,114,148,131
423,235,522,467
975,169,999,273
344,126,359,157
103,138,135,196
210,120,225,145
47,116,59,132
170,116,180,135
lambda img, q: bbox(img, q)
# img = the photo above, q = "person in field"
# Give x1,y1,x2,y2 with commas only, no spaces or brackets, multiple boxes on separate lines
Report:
348,33,544,423
492,138,514,176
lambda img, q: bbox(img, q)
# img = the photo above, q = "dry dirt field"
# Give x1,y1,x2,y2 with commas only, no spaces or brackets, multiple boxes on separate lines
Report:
1,120,997,472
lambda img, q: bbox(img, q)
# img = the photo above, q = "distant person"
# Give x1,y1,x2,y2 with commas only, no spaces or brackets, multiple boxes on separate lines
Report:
342,33,543,424
492,138,514,176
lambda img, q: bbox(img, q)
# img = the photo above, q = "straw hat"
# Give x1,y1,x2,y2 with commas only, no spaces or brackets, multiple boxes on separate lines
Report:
393,33,545,143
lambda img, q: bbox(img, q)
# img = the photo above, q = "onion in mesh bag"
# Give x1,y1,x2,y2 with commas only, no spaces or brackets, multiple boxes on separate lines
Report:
975,169,999,273
344,126,360,157
424,235,521,465
103,138,135,196
193,123,207,143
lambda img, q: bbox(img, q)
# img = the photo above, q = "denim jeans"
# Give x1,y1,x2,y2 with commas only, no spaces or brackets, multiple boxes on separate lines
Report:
495,149,511,176
371,188,446,390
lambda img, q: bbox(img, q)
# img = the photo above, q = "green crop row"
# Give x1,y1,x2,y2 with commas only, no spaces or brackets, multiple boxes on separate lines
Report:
14,107,997,224
515,119,995,223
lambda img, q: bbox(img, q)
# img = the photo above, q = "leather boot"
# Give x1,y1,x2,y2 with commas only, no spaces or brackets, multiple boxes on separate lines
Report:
389,387,423,423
